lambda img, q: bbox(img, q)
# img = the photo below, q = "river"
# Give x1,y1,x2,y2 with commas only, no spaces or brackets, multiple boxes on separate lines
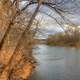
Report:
29,45,80,80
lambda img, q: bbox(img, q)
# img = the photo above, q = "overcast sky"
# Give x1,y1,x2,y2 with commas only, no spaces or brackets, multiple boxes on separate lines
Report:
20,0,80,39
36,0,80,39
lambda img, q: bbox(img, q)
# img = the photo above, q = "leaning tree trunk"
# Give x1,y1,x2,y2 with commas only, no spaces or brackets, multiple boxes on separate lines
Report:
0,0,36,80
0,0,44,79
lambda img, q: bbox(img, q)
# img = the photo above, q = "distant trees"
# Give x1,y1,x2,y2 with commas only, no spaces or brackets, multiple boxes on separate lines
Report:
47,25,80,47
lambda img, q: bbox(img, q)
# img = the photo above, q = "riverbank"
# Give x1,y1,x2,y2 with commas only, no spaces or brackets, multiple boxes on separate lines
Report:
46,42,80,48
46,32,80,48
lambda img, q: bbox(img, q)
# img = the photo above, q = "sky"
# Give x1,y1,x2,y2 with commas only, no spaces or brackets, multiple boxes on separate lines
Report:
19,0,80,39
35,0,80,39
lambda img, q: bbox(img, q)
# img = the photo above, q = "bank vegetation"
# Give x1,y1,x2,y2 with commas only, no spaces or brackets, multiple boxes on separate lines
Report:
47,25,80,47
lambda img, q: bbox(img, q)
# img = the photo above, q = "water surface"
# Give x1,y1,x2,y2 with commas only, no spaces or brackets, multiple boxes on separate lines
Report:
29,45,80,80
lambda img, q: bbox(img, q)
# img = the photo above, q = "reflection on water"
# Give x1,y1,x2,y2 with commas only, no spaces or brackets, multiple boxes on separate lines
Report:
29,45,80,80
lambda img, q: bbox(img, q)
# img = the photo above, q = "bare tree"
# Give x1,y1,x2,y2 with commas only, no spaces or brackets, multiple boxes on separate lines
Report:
0,0,79,80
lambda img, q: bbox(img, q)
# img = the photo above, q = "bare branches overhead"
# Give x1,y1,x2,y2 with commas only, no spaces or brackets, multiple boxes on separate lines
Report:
19,0,78,21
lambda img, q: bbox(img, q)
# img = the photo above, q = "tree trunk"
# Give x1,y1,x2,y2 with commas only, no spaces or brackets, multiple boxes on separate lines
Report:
0,1,36,80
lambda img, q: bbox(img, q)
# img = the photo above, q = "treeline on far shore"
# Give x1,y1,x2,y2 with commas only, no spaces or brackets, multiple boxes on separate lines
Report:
46,27,80,47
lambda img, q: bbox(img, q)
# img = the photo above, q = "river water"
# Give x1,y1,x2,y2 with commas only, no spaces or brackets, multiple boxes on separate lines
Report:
29,45,80,80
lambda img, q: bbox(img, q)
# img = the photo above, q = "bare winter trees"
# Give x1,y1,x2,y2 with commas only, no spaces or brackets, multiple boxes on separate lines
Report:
0,0,79,80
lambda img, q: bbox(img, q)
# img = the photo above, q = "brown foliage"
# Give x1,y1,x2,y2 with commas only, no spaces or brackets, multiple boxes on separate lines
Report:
0,1,36,80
